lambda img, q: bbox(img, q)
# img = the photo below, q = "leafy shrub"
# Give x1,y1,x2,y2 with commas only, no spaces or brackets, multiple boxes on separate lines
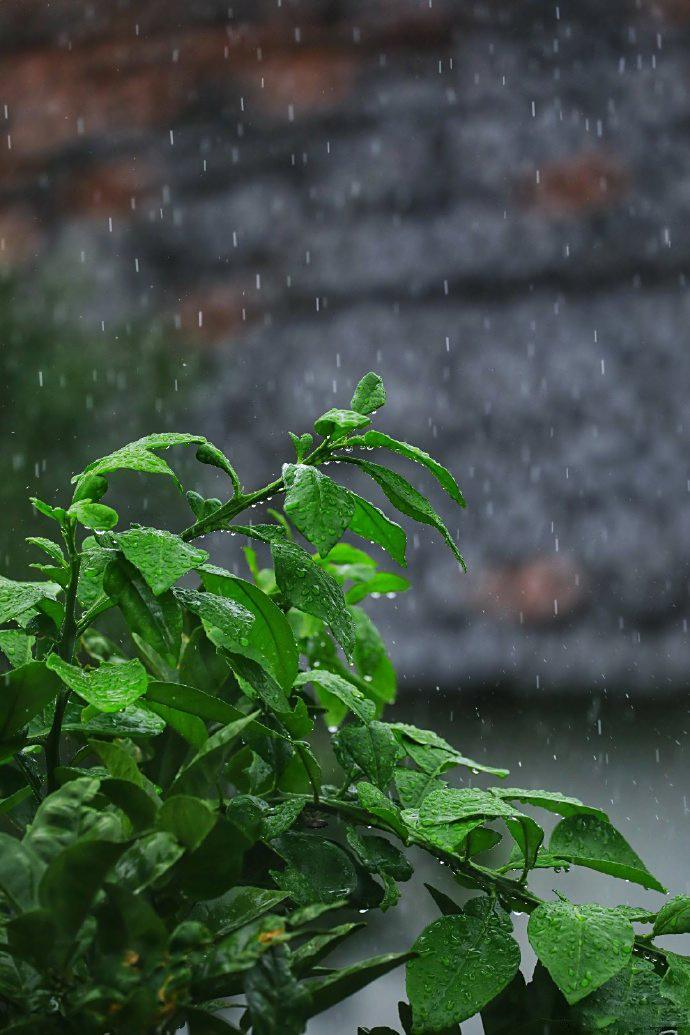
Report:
0,372,686,1033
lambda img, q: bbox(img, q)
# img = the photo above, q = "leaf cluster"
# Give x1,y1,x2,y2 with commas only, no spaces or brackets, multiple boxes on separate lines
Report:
0,373,684,1034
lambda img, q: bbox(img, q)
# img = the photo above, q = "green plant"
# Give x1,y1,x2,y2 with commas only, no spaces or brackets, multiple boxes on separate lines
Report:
0,371,686,1034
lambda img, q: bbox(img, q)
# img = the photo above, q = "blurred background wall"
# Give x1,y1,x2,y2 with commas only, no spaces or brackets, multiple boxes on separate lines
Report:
1,0,690,700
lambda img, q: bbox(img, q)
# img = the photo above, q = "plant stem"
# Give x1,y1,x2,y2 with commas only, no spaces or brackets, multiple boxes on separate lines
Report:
45,521,82,793
303,795,669,972
180,442,331,542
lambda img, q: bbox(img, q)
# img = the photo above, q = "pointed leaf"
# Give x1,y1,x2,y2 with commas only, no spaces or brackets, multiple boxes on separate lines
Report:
549,814,666,893
271,540,354,656
283,465,355,557
117,527,208,595
406,900,520,1030
46,654,148,713
528,900,634,1005
351,372,387,415
200,566,298,691
0,576,62,625
347,431,465,506
347,493,407,566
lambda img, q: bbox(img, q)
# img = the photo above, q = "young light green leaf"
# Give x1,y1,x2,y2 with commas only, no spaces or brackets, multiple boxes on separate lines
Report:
0,576,62,625
528,900,634,1005
390,723,508,778
283,465,355,557
347,494,407,567
26,537,66,565
549,814,666,893
117,527,208,595
341,458,466,570
314,408,370,439
406,899,520,1031
68,500,119,531
346,572,410,606
46,654,148,713
347,431,465,507
355,782,408,840
199,566,298,692
271,540,354,657
351,372,386,416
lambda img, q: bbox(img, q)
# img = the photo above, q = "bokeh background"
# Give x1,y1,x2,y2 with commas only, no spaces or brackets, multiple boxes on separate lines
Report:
1,1,690,1031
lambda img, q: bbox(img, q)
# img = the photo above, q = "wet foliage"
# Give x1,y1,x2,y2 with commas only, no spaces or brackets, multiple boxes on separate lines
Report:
0,373,686,1033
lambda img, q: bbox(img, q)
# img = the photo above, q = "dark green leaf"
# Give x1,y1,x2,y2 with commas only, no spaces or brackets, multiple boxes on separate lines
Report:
549,814,666,893
306,952,412,1019
347,493,407,567
200,566,298,691
117,526,208,595
271,540,355,656
270,832,359,906
38,839,125,954
347,431,465,506
356,782,408,840
114,831,184,892
175,816,254,900
333,721,404,789
174,587,254,654
0,661,62,738
654,895,690,936
169,712,259,797
391,723,508,778
244,944,311,1035
104,556,182,665
157,795,216,849
528,900,634,1005
190,886,287,937
351,372,387,415
0,630,34,669
407,899,520,1031
284,465,355,557
340,458,466,570
0,833,44,912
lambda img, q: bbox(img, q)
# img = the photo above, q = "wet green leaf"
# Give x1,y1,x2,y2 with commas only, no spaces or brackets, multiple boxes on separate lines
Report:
528,900,634,1005
351,372,387,415
271,540,355,656
407,899,520,1030
314,408,370,439
347,431,465,507
284,465,355,557
0,576,62,625
46,654,148,712
549,814,666,893
117,526,208,595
